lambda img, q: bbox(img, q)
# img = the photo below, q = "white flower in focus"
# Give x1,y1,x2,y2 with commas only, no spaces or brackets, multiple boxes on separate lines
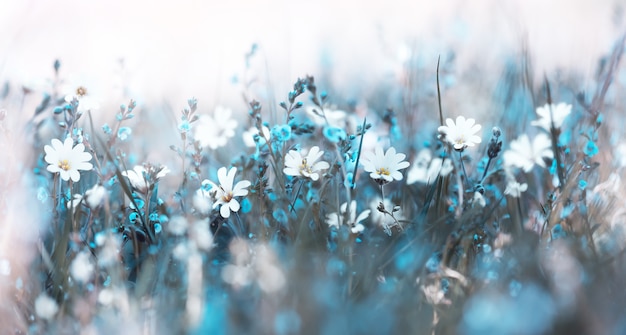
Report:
34,294,59,320
195,106,238,150
406,149,454,185
503,134,553,172
531,103,572,131
70,251,94,283
212,167,251,219
44,138,93,182
326,201,371,234
504,181,528,198
242,126,271,148
438,116,482,151
283,146,330,181
361,146,410,184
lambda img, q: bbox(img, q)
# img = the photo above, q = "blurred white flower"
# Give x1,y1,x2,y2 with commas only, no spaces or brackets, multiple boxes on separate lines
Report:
326,201,371,234
361,146,410,184
255,245,286,293
503,133,553,172
283,146,330,181
168,215,189,236
64,86,100,114
44,138,93,182
84,184,107,208
242,126,270,148
504,181,528,198
531,103,571,131
617,143,626,168
70,251,94,283
34,294,59,320
305,106,352,128
191,220,214,251
67,194,84,210
472,191,486,207
194,179,215,214
195,106,237,150
406,149,453,185
122,165,169,193
438,116,482,151
212,167,251,219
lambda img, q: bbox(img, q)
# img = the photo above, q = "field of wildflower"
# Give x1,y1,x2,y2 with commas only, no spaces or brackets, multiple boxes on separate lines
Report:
2,2,626,334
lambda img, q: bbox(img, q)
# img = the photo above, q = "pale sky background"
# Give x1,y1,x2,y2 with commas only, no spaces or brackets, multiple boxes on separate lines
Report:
0,0,624,117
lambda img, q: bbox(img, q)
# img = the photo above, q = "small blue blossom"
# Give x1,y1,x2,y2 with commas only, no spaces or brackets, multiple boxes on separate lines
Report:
240,198,252,213
583,140,599,157
271,124,292,142
117,127,132,141
178,120,191,133
322,126,346,143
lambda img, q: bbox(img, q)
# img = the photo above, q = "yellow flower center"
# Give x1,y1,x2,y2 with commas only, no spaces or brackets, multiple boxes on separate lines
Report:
58,159,71,171
221,192,233,203
300,158,312,174
76,86,88,97
376,167,390,176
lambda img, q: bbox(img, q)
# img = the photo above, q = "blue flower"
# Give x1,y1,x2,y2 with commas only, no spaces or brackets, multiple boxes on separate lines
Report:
271,124,292,142
322,126,346,143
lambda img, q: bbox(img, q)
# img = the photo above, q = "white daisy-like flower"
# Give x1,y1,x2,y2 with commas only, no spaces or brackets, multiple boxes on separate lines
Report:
34,294,59,320
361,146,410,184
531,103,572,132
195,106,238,150
44,138,93,182
503,133,553,172
504,181,528,198
212,167,251,219
438,116,482,151
406,149,454,185
242,126,271,148
283,146,330,181
122,165,169,193
326,201,371,234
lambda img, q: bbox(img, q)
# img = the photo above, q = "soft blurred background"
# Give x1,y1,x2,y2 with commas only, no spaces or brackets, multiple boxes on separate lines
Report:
1,0,624,110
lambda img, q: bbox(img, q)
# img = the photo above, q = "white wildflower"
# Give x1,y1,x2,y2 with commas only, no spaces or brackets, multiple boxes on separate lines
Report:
438,116,482,151
283,146,330,181
503,133,553,172
326,201,371,234
361,146,410,184
531,103,571,131
195,106,238,150
212,167,251,219
44,138,93,182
